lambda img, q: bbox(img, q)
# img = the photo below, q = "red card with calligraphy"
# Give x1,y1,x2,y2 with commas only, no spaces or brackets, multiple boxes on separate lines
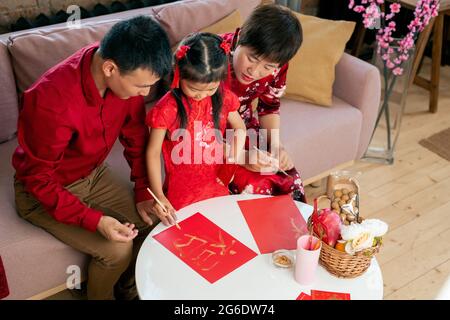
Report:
153,212,257,284
237,195,308,254
311,290,351,300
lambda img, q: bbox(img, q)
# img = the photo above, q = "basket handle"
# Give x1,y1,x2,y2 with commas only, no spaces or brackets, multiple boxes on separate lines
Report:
349,177,360,221
316,195,331,212
311,195,332,225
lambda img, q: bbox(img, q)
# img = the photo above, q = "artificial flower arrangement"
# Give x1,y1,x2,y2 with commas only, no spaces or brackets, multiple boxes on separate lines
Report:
340,218,388,256
311,205,388,255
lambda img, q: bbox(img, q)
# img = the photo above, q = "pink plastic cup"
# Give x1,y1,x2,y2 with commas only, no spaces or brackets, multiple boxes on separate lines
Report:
294,235,322,285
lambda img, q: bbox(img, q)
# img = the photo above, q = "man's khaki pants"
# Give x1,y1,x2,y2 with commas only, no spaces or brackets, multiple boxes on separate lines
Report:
14,163,157,300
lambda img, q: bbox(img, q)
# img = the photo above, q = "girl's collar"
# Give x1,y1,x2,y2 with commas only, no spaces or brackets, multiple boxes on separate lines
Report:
185,94,209,106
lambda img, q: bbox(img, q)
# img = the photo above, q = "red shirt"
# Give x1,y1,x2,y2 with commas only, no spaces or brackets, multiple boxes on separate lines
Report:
221,30,289,130
12,43,151,232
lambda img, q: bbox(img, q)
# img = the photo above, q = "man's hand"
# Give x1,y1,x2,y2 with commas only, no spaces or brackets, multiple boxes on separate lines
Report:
96,216,138,242
136,200,156,226
136,198,177,227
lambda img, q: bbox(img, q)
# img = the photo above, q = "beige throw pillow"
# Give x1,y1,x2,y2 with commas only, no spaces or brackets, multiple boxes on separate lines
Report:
285,13,356,107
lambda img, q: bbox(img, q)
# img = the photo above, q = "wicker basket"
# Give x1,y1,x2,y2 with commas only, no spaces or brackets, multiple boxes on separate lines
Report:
307,215,380,278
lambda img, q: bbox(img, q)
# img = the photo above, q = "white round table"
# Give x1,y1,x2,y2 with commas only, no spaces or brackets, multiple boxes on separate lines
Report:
136,194,384,300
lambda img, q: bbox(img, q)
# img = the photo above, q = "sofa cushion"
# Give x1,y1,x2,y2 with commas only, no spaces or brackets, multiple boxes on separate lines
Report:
7,19,124,93
0,138,131,299
200,10,242,34
0,41,18,143
284,13,355,107
170,10,242,57
153,0,260,46
1,231,89,300
0,138,87,299
279,97,362,180
6,2,161,94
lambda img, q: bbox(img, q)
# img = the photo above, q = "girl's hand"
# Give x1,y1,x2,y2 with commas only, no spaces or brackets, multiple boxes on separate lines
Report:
146,128,175,225
151,196,177,226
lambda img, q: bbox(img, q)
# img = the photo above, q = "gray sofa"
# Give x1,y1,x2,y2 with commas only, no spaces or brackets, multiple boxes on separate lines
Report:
0,0,380,299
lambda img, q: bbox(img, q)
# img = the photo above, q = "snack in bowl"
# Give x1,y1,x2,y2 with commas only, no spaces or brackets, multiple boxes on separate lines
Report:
272,250,294,268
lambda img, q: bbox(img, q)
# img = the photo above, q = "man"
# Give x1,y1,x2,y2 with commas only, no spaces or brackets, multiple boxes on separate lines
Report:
12,16,172,300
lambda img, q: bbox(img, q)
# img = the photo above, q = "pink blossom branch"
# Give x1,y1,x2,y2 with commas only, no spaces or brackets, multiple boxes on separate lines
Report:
349,0,439,74
350,0,440,151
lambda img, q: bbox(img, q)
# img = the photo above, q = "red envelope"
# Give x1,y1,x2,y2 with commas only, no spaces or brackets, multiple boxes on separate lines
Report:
311,290,351,300
296,292,311,300
153,212,257,284
237,195,308,253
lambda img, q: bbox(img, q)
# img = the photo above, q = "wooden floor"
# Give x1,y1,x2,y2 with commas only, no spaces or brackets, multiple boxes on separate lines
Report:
306,57,450,300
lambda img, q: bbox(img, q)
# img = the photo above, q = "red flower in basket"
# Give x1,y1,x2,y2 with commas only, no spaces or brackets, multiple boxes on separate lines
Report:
312,208,341,247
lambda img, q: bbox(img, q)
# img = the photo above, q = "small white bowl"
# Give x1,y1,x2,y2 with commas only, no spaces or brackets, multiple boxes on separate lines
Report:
271,249,295,268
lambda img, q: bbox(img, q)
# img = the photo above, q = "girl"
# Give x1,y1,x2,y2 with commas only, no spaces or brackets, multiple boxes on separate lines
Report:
146,32,246,226
221,4,307,203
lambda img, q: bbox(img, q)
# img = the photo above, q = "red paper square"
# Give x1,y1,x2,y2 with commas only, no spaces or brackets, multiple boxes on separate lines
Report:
0,256,9,300
311,290,351,300
153,212,257,283
296,292,311,300
237,195,308,253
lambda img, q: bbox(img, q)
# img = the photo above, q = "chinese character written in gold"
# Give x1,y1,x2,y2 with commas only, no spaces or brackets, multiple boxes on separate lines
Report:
173,231,237,271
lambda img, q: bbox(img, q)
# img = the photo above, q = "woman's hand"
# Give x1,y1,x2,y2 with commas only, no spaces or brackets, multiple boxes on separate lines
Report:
244,148,279,174
277,147,294,171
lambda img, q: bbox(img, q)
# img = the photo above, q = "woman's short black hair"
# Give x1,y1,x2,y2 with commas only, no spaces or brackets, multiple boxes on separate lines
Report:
99,15,172,77
238,4,303,66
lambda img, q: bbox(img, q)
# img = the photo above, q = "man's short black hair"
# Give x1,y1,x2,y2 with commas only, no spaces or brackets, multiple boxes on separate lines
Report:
239,4,303,66
99,15,172,77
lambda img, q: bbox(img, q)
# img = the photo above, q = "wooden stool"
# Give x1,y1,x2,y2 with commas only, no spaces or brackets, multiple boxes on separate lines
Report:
402,0,449,113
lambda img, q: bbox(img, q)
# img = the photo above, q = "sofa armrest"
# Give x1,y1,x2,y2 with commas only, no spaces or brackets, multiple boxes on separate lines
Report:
333,53,381,159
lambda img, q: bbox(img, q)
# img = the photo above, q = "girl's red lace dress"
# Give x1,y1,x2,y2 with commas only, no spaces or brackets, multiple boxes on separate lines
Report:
146,88,240,209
